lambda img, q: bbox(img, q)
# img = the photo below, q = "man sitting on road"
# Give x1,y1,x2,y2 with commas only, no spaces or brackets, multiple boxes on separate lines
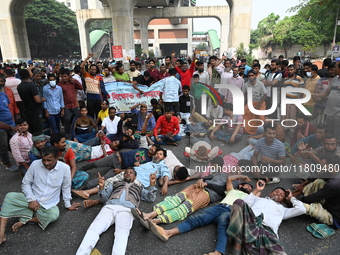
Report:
70,107,97,143
152,110,181,146
0,146,81,246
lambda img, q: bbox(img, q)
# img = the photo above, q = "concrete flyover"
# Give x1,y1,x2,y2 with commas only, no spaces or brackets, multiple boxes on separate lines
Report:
0,0,252,62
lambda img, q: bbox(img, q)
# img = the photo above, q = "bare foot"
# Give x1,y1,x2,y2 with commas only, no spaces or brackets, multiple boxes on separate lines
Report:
143,212,157,220
292,184,300,190
0,235,7,245
83,199,100,208
72,190,90,199
151,218,161,224
12,222,24,232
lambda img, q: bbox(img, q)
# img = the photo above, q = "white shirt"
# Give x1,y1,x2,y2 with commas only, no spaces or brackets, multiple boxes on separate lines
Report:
206,105,223,119
103,75,116,83
193,70,210,85
22,160,72,209
244,193,306,237
164,150,195,178
265,72,282,97
101,115,120,135
90,144,112,160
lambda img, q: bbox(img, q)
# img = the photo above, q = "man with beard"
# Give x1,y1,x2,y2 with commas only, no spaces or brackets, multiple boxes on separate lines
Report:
81,54,103,118
222,66,244,104
130,103,156,133
147,175,253,255
227,181,305,255
156,64,170,80
50,133,89,190
28,133,49,162
102,66,115,83
316,61,340,141
262,60,282,118
280,64,305,132
127,61,141,80
173,50,197,88
242,70,267,135
289,113,316,148
100,107,120,141
75,169,157,255
147,59,160,82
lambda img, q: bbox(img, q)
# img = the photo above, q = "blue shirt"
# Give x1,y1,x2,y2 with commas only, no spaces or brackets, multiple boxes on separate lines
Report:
43,85,64,114
0,92,15,129
291,134,323,154
22,160,72,209
120,148,152,169
134,160,170,187
131,108,156,131
160,76,182,102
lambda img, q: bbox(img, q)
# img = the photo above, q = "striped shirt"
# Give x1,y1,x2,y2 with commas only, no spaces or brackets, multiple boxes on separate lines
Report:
283,75,304,98
84,72,100,95
255,137,285,160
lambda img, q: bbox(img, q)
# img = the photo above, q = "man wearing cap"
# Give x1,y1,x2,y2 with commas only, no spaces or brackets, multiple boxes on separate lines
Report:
29,134,49,162
148,175,253,255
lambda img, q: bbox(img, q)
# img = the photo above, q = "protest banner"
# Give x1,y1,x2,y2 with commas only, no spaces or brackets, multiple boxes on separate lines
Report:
105,80,162,112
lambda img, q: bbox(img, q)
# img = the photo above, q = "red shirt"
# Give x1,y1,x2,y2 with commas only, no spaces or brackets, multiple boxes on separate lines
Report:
175,63,195,88
58,148,75,166
58,79,83,109
5,86,19,117
147,68,160,82
157,72,170,80
153,115,180,136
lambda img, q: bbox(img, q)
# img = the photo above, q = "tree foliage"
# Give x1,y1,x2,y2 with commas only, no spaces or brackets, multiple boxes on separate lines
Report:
235,43,254,64
89,20,112,33
288,0,340,45
197,43,208,50
25,0,80,58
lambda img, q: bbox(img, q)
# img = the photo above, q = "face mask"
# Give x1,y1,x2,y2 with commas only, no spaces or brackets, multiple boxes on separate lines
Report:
249,77,256,83
198,68,204,72
233,74,239,78
306,72,312,77
49,81,56,87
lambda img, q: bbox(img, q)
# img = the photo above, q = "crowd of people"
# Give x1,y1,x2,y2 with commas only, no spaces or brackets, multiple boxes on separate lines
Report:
0,51,339,255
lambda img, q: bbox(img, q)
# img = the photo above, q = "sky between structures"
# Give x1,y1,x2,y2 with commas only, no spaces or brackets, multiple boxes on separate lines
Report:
193,0,300,37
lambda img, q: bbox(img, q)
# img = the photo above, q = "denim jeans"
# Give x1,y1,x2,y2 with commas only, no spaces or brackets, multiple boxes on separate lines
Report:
47,113,61,133
177,204,231,254
248,126,264,146
151,134,182,145
63,108,79,138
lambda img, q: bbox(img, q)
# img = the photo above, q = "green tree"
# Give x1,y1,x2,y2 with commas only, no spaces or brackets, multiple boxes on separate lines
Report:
89,20,112,33
289,0,340,55
272,16,294,57
135,44,142,57
235,43,254,64
25,0,80,58
197,43,208,50
257,13,280,49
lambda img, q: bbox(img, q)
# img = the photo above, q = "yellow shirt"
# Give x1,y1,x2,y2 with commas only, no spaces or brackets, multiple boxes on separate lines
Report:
97,109,109,121
221,189,249,205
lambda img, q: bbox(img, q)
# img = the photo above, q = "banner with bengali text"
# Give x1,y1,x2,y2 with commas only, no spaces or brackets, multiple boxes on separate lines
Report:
105,81,162,112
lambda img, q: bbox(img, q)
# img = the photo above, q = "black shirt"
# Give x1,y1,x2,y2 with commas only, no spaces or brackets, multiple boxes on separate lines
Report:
136,76,154,87
17,81,43,115
179,94,195,113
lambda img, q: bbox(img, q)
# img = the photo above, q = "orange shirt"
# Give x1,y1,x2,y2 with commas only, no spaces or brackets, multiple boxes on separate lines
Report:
58,148,75,166
84,72,100,95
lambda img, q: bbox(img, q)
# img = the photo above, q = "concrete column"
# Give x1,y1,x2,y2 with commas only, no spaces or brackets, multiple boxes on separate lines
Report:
107,0,138,50
0,0,31,63
76,16,91,59
153,28,160,57
139,18,149,54
219,14,229,55
228,0,253,55
187,18,193,55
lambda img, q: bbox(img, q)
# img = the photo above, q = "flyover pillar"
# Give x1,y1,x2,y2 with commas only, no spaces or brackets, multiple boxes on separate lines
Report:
107,0,138,51
139,18,149,56
0,0,31,63
228,0,253,56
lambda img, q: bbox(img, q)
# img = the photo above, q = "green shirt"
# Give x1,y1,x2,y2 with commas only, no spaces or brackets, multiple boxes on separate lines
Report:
221,189,249,205
114,72,130,82
191,83,206,99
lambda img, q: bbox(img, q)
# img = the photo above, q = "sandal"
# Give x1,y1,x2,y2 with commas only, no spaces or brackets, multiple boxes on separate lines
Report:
306,223,330,233
312,227,335,239
72,190,89,199
131,208,150,229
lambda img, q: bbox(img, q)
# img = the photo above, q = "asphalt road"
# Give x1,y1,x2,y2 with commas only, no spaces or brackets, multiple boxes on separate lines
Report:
0,134,339,255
